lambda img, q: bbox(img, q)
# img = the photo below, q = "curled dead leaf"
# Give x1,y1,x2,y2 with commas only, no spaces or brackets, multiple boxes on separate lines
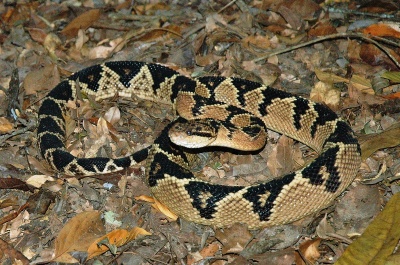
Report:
61,9,101,38
53,211,105,263
135,195,178,220
87,227,151,259
0,117,13,133
335,193,400,265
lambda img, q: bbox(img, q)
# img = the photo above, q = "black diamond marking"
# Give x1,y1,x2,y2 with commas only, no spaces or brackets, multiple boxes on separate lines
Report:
146,63,183,94
76,157,112,172
46,80,74,101
310,103,338,138
184,181,243,219
102,61,146,87
243,173,296,221
38,99,63,118
70,64,104,92
37,116,64,137
170,75,197,102
128,147,151,164
39,134,65,157
259,87,292,116
148,152,193,187
50,149,76,171
302,146,341,192
326,120,359,146
196,76,226,93
292,97,310,130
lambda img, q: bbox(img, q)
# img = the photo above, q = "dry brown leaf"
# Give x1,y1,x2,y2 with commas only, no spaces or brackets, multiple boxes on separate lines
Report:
199,242,220,258
242,60,280,86
88,37,125,59
26,27,47,44
215,223,252,254
87,227,151,259
53,211,105,263
23,64,60,95
242,35,271,50
0,117,13,133
335,193,400,265
61,9,101,38
383,91,400,99
310,81,340,109
26,175,55,188
350,74,374,94
295,238,321,264
362,22,400,38
0,177,31,191
195,53,223,67
135,2,169,13
104,106,121,125
360,123,400,160
360,43,400,70
135,195,178,220
267,136,300,177
314,68,348,84
308,22,337,36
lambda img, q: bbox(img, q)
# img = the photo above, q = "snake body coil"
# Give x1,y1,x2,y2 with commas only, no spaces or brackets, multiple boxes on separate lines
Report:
38,61,361,229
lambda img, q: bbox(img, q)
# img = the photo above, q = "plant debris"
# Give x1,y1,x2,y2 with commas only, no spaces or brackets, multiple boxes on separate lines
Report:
0,0,399,264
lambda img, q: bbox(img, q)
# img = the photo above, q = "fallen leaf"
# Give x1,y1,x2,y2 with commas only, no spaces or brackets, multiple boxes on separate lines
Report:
308,22,337,36
87,227,151,259
382,92,400,100
360,123,400,160
88,37,125,59
314,68,348,83
26,27,47,44
104,106,121,125
26,175,55,188
310,81,340,110
242,35,271,50
349,74,374,94
0,177,31,191
362,22,400,38
135,195,178,220
335,193,400,265
23,64,60,95
381,71,400,83
61,9,101,38
360,44,400,70
0,117,13,133
53,211,105,263
295,238,321,264
215,223,252,254
267,136,303,177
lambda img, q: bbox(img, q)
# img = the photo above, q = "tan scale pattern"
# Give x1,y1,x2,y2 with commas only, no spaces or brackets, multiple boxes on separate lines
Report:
214,79,241,106
39,62,361,229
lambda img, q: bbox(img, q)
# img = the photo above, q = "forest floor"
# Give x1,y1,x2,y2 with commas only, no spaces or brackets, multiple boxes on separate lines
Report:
0,0,400,264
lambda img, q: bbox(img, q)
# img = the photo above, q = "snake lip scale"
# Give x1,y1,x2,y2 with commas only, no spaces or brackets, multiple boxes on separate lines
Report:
37,61,361,229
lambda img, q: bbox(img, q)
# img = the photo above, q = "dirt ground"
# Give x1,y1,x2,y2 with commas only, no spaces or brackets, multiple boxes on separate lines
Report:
0,0,400,264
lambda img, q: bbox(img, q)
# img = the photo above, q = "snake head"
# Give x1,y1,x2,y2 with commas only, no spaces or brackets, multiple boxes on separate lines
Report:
169,119,218,148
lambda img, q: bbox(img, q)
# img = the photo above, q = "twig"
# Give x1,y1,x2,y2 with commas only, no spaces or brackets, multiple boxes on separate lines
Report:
217,0,238,13
0,123,35,146
254,32,400,69
325,7,398,20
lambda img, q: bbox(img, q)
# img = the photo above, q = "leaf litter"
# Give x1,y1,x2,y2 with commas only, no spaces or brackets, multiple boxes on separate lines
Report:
0,0,400,264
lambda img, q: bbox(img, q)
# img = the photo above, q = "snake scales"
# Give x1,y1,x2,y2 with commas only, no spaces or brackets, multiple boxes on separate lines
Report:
38,61,361,229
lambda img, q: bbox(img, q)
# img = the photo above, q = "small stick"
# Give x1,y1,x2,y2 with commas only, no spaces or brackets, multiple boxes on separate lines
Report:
254,32,400,69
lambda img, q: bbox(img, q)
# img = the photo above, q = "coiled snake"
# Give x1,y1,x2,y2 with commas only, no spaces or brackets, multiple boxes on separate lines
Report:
38,61,361,229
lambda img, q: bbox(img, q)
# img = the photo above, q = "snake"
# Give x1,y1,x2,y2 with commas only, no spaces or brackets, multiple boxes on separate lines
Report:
37,61,361,229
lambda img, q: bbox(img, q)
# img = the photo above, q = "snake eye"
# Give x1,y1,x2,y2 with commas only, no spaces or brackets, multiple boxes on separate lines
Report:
186,131,192,136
